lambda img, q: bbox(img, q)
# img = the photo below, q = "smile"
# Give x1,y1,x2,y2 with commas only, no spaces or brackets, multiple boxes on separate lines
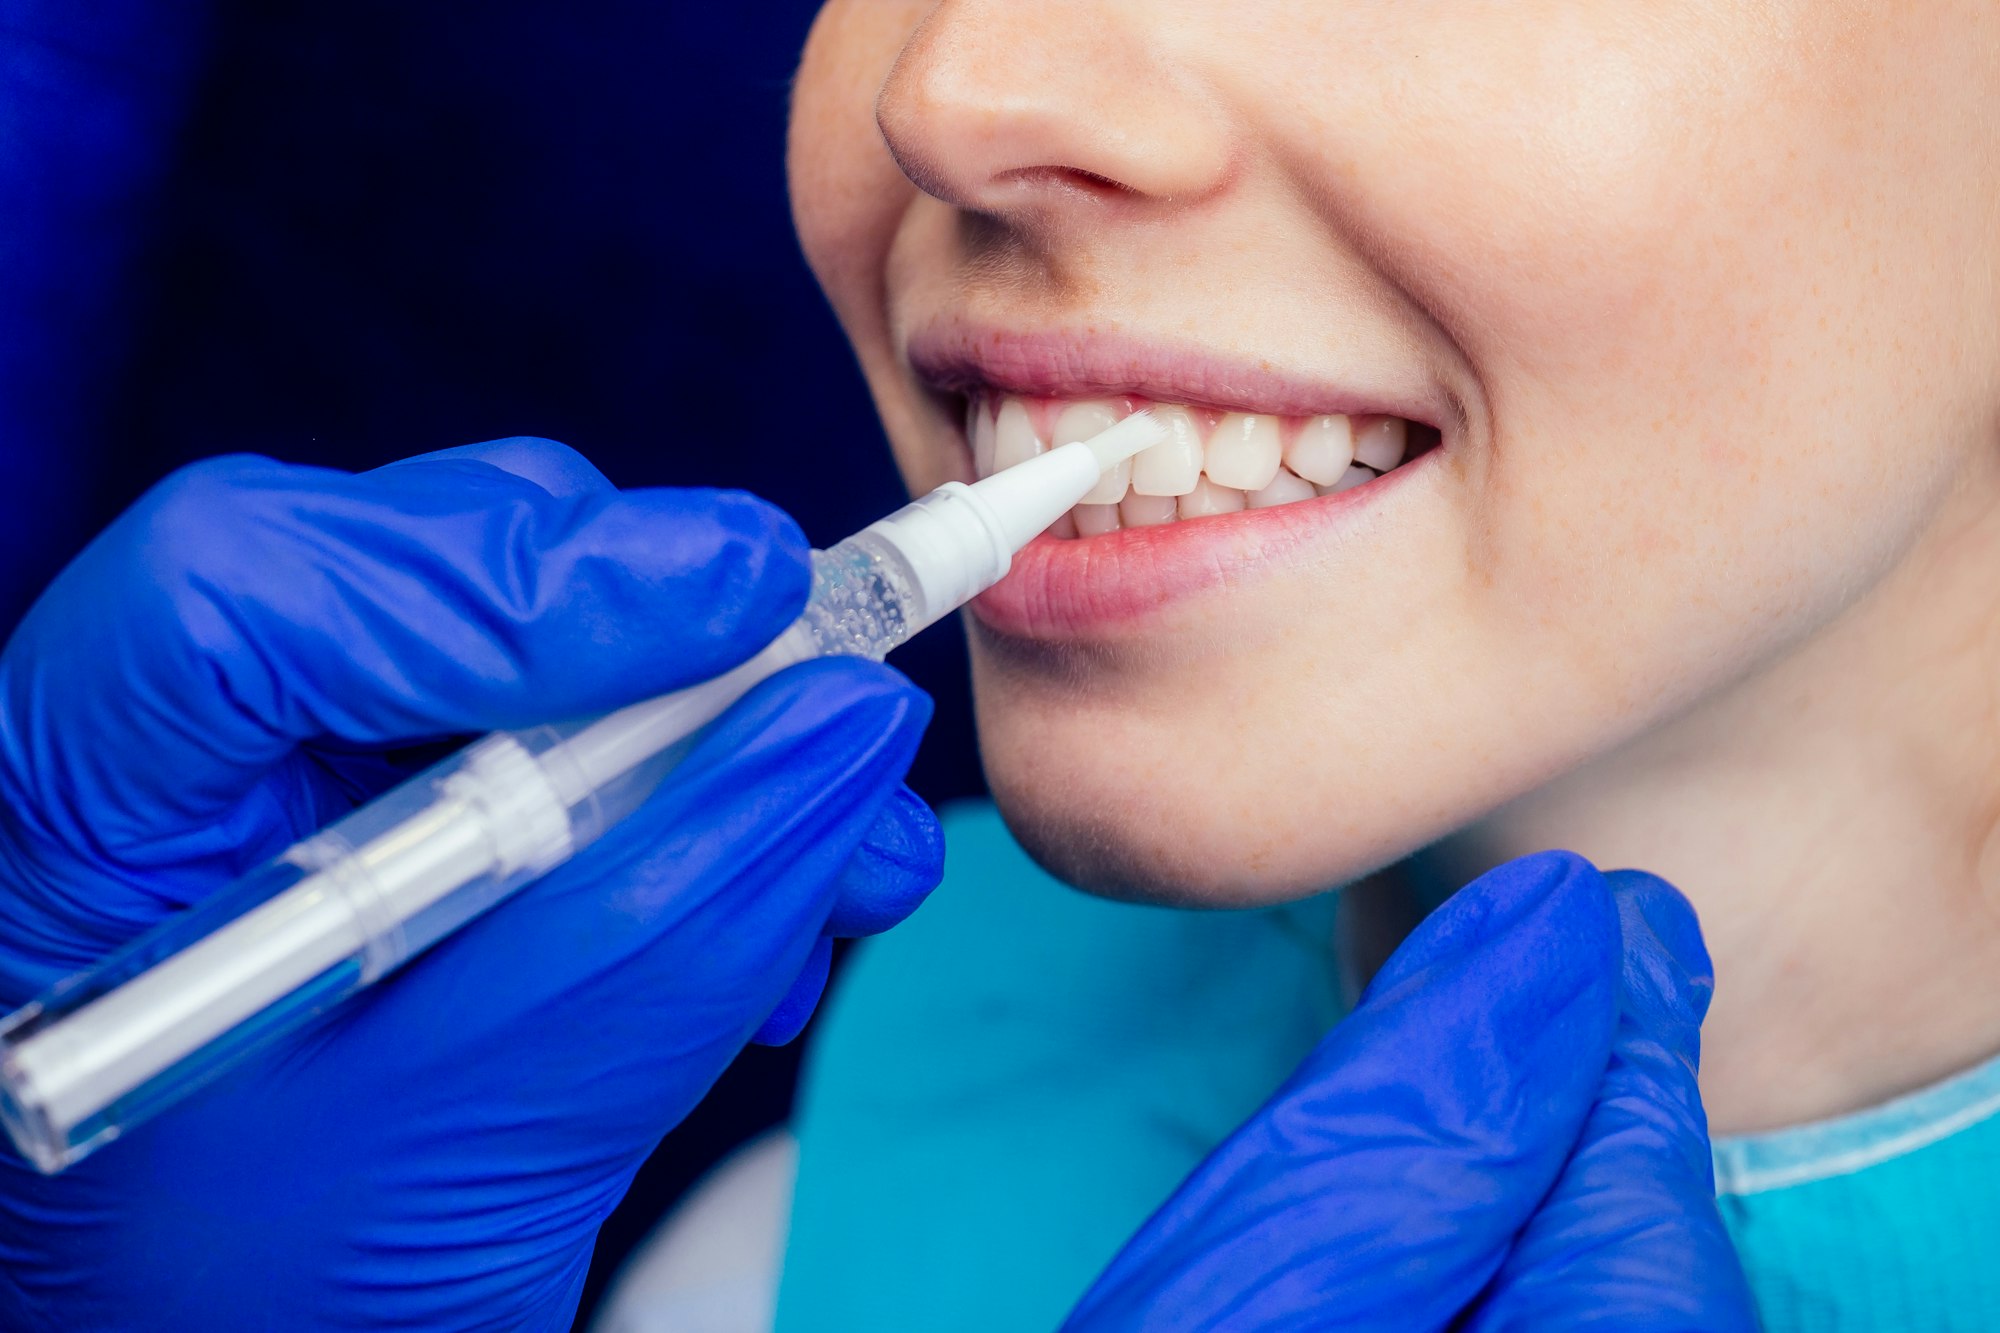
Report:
909,326,1447,639
955,393,1441,639
968,395,1430,537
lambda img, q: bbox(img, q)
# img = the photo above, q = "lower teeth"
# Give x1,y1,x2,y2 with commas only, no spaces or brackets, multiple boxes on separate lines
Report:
1051,464,1387,537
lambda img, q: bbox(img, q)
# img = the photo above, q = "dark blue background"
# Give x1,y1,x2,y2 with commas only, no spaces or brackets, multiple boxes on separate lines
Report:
2,3,983,1321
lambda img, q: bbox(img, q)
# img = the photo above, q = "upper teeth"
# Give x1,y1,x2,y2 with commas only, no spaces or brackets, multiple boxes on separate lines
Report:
968,395,1412,538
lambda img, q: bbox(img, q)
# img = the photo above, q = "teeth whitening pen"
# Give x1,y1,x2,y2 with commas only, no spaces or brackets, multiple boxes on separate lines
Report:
0,413,1167,1173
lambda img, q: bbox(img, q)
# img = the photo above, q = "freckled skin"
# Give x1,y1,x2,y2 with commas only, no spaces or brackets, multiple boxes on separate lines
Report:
790,1,2000,1130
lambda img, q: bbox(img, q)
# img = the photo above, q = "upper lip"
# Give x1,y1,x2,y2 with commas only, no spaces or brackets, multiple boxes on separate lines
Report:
905,321,1448,428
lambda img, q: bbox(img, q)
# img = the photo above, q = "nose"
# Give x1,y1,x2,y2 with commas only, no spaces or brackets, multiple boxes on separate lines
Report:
875,0,1233,218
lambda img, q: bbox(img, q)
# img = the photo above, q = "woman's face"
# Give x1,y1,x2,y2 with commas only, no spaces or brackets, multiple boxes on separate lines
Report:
789,1,2000,904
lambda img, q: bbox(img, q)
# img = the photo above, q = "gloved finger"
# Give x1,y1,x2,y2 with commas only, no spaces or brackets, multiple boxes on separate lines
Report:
285,428,641,806
1460,872,1759,1333
375,436,615,500
749,786,946,1046
0,442,809,874
1064,851,1622,1333
823,784,944,938
751,936,835,1047
349,658,933,1089
291,440,616,808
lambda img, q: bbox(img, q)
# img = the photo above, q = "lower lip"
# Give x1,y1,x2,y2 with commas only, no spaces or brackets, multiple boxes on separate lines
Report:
969,454,1433,640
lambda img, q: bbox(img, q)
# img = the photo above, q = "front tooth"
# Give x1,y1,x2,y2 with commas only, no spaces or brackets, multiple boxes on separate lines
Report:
1246,468,1317,510
993,399,1047,471
1048,511,1078,540
1119,492,1179,528
1130,405,1204,496
1353,417,1408,471
1203,413,1282,491
971,401,999,478
1284,414,1354,485
1081,459,1133,506
1178,477,1248,518
1072,503,1123,537
1056,401,1130,504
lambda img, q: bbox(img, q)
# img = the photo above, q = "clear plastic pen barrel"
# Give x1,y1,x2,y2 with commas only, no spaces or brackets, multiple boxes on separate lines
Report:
0,536,924,1172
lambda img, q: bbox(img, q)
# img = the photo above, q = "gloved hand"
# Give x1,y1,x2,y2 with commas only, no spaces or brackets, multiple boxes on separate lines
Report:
1064,851,1760,1332
0,438,943,1330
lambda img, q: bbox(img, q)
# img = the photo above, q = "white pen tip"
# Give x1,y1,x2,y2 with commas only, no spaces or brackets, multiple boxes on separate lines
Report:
1084,411,1169,473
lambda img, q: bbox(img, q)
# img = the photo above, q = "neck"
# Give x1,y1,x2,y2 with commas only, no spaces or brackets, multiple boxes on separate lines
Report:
1435,466,2000,1136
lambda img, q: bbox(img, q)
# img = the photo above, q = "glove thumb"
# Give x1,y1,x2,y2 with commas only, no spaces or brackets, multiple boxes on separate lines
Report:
1064,851,1621,1333
1462,871,1759,1332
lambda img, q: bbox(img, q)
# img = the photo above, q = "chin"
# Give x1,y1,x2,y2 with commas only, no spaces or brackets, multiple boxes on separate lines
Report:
975,692,1397,910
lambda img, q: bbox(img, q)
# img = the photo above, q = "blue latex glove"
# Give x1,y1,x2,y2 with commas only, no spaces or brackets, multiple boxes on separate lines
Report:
1064,852,1759,1332
0,438,943,1329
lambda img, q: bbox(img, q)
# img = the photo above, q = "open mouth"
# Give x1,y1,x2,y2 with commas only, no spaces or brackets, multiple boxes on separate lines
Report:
908,326,1451,636
967,394,1440,537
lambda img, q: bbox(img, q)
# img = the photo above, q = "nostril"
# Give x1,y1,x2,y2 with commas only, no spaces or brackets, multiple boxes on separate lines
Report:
995,165,1138,200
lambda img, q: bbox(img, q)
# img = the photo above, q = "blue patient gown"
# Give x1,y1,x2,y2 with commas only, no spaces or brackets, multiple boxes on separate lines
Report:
776,803,2000,1333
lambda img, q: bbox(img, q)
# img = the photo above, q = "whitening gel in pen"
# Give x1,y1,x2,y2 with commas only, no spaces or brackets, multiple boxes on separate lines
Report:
0,412,1167,1173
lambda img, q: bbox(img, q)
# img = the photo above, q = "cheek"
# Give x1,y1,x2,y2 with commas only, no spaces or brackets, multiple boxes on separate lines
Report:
1281,3,1974,692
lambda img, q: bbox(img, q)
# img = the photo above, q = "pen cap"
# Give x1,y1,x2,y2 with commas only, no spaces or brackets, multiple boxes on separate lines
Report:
859,413,1168,631
969,412,1167,551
